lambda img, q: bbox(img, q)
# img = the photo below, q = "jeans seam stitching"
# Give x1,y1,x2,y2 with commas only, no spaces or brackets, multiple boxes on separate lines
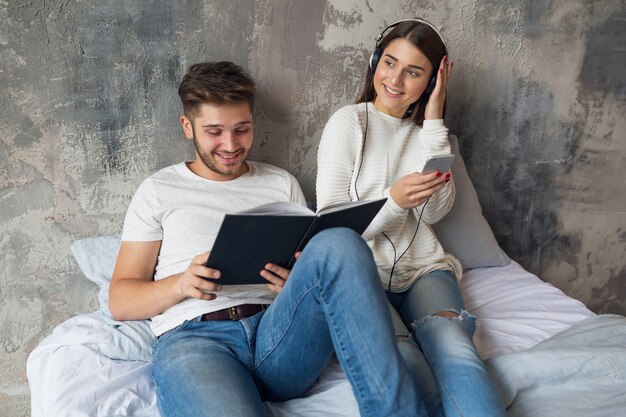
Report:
253,285,319,368
318,275,372,417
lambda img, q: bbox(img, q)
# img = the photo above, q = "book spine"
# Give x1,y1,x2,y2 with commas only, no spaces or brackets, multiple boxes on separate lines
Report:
287,217,319,268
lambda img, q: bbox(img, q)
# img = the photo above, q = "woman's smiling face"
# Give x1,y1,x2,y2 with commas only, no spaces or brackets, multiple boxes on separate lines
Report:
373,38,434,118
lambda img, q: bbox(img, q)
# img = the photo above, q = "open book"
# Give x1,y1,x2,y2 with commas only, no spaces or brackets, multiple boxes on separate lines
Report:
205,198,386,285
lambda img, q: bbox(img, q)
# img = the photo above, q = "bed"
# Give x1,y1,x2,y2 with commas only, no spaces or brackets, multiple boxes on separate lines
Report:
27,136,626,416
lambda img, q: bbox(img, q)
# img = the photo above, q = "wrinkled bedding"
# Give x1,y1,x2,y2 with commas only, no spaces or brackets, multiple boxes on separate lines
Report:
29,260,618,417
488,314,626,417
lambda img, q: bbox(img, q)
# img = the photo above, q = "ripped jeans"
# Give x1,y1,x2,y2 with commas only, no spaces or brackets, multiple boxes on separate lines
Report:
386,269,506,417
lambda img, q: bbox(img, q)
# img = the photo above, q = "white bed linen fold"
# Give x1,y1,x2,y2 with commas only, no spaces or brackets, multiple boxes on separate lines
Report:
487,314,626,417
28,261,596,417
461,261,593,359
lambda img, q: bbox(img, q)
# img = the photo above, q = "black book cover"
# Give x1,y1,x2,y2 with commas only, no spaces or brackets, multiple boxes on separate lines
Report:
205,198,386,285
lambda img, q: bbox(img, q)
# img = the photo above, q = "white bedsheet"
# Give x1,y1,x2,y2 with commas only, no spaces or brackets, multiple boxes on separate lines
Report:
460,261,593,359
27,261,596,417
488,314,626,417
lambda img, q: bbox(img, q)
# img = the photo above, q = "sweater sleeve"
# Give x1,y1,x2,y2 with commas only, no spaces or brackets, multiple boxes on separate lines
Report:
289,173,307,207
360,187,410,240
417,119,456,224
316,107,359,209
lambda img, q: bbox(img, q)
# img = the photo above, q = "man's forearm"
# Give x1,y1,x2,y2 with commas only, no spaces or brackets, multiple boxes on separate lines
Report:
109,274,185,321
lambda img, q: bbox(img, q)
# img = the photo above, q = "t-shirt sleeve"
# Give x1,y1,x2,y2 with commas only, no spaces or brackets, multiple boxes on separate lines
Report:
121,180,163,241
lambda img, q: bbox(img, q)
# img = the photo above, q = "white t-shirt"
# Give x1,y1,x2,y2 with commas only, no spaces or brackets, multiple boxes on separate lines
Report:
316,103,462,291
122,160,307,336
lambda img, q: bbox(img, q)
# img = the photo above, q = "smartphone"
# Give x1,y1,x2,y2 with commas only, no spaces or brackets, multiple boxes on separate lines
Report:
419,154,455,174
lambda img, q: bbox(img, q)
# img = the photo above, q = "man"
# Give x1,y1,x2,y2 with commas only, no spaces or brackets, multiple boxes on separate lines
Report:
109,61,426,417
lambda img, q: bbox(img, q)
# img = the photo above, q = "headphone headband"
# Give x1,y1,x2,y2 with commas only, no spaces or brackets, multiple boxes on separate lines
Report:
374,18,446,49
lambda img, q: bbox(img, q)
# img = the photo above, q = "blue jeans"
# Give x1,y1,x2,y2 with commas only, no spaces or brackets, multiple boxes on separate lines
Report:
387,269,506,417
152,228,427,417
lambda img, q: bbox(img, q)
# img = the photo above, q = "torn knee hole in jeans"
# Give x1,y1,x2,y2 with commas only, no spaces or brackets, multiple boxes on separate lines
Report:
410,309,475,332
434,310,460,319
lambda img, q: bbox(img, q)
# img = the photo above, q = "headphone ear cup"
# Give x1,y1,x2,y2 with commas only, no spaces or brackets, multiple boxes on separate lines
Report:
369,47,382,72
425,71,437,96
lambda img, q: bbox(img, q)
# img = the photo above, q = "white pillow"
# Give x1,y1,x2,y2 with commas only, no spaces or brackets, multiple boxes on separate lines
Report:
71,234,121,320
71,235,155,361
432,135,510,270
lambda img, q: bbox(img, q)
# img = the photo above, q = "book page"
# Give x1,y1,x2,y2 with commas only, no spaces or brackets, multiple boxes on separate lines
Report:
236,201,313,216
213,284,275,299
317,198,385,214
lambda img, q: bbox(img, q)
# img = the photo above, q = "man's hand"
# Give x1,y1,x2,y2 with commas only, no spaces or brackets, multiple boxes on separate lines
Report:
390,171,451,210
261,251,301,293
174,251,223,301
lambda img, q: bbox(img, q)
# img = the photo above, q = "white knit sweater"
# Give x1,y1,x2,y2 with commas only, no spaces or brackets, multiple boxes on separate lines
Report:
316,102,462,291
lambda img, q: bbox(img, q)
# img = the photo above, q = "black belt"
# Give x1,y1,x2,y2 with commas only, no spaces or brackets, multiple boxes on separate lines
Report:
200,304,269,321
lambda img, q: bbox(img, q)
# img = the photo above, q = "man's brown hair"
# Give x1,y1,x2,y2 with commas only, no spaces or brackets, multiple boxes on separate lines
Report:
178,61,256,119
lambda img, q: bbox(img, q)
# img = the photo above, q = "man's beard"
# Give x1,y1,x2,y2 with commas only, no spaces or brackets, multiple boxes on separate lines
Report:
192,134,249,178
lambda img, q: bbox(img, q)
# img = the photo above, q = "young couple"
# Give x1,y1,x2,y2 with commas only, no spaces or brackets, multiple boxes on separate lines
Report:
109,19,505,417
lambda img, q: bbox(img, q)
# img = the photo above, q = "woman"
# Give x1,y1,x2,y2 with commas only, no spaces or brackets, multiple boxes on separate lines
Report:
316,19,505,417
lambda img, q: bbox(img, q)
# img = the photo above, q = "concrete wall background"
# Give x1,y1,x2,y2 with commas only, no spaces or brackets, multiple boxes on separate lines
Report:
1,0,624,414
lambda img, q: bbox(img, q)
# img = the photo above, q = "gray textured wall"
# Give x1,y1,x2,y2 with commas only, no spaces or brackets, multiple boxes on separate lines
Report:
1,0,624,414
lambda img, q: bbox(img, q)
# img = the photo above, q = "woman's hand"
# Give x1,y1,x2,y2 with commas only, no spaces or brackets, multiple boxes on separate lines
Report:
424,55,453,120
261,252,301,294
390,171,451,209
175,251,223,301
